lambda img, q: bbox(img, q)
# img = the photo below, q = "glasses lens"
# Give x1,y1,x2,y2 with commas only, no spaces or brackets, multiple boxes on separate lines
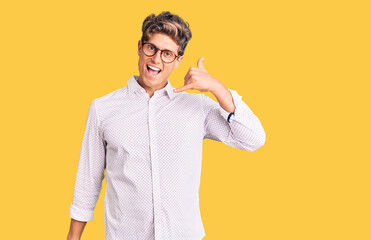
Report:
143,43,156,56
161,50,176,63
142,43,177,63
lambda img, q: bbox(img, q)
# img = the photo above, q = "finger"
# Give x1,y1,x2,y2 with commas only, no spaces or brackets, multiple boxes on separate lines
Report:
174,83,194,93
184,75,197,88
184,68,191,80
197,57,205,69
184,68,196,84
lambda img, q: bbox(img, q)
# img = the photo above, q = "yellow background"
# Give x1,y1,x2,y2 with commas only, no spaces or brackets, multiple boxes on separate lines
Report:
1,0,370,239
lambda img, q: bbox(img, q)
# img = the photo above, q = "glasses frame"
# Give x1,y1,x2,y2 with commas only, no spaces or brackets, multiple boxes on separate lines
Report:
141,42,181,64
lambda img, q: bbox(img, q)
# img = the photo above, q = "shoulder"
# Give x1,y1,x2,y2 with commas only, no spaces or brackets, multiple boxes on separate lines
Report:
92,87,125,111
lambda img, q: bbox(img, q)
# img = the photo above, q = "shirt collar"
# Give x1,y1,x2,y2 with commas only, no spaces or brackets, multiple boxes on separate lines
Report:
127,75,175,100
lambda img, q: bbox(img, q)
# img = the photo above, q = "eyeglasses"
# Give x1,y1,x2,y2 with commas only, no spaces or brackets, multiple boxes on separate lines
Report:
141,42,180,63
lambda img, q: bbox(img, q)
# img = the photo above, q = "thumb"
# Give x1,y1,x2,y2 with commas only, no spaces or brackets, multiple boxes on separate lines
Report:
197,57,205,69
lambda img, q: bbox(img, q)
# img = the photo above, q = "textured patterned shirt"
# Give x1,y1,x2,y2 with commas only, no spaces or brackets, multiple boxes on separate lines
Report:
69,75,266,240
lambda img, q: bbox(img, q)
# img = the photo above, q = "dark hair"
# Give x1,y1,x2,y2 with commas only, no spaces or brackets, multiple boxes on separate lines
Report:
141,11,192,56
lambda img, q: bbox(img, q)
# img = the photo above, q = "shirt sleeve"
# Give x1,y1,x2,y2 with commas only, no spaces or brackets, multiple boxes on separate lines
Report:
69,99,106,222
202,89,266,151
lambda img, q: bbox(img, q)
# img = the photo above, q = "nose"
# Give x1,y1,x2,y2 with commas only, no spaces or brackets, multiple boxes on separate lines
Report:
152,50,162,64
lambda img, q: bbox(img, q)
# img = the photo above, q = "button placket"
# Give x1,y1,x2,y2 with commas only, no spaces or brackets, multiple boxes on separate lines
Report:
148,96,163,239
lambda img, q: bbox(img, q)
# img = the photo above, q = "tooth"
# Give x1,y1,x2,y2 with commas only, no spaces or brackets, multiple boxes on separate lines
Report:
148,65,160,71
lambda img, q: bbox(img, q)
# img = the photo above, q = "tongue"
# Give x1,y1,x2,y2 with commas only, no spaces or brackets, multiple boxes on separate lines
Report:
148,68,159,77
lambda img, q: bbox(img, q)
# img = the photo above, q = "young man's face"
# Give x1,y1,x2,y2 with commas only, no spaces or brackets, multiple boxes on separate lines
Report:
137,33,183,95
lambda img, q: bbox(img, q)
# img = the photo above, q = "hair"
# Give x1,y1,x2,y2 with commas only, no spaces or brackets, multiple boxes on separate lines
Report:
141,11,192,56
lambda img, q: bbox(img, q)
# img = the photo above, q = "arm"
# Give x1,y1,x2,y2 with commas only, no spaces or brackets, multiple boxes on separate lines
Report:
202,85,266,151
210,82,235,113
68,99,106,237
67,219,87,240
174,57,266,151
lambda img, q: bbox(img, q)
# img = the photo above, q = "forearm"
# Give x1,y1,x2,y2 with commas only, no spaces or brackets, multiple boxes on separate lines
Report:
210,82,236,113
67,218,87,240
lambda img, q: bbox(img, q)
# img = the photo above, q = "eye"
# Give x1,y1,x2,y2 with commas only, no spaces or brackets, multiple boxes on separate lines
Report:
148,45,155,51
163,51,172,57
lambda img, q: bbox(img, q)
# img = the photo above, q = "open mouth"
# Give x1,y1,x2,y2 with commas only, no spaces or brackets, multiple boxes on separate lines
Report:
146,64,162,77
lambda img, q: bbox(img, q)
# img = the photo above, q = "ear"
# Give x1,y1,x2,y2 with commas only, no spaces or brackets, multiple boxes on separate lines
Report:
173,55,184,69
137,40,142,56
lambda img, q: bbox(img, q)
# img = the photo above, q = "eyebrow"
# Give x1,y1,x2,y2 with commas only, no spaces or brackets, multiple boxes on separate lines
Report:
148,42,176,53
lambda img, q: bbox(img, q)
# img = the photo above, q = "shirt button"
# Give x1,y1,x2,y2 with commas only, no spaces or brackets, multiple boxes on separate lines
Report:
156,218,160,223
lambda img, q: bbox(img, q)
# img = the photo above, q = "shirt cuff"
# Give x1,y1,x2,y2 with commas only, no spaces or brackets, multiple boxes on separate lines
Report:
69,203,94,222
219,89,242,123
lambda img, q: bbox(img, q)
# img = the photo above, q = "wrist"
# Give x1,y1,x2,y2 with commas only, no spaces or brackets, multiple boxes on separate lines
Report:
67,236,80,240
67,232,80,240
210,82,225,95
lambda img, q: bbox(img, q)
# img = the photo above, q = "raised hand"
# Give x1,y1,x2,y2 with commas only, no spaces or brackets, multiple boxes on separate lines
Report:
173,57,222,93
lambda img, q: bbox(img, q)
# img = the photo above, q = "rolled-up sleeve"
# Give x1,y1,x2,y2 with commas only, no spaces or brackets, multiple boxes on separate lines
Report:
69,99,106,221
202,89,266,151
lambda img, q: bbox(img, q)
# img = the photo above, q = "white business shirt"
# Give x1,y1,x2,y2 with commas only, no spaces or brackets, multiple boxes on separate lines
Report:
69,75,266,240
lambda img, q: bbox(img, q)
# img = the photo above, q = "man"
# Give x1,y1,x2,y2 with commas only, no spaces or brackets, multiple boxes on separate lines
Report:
67,11,266,240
